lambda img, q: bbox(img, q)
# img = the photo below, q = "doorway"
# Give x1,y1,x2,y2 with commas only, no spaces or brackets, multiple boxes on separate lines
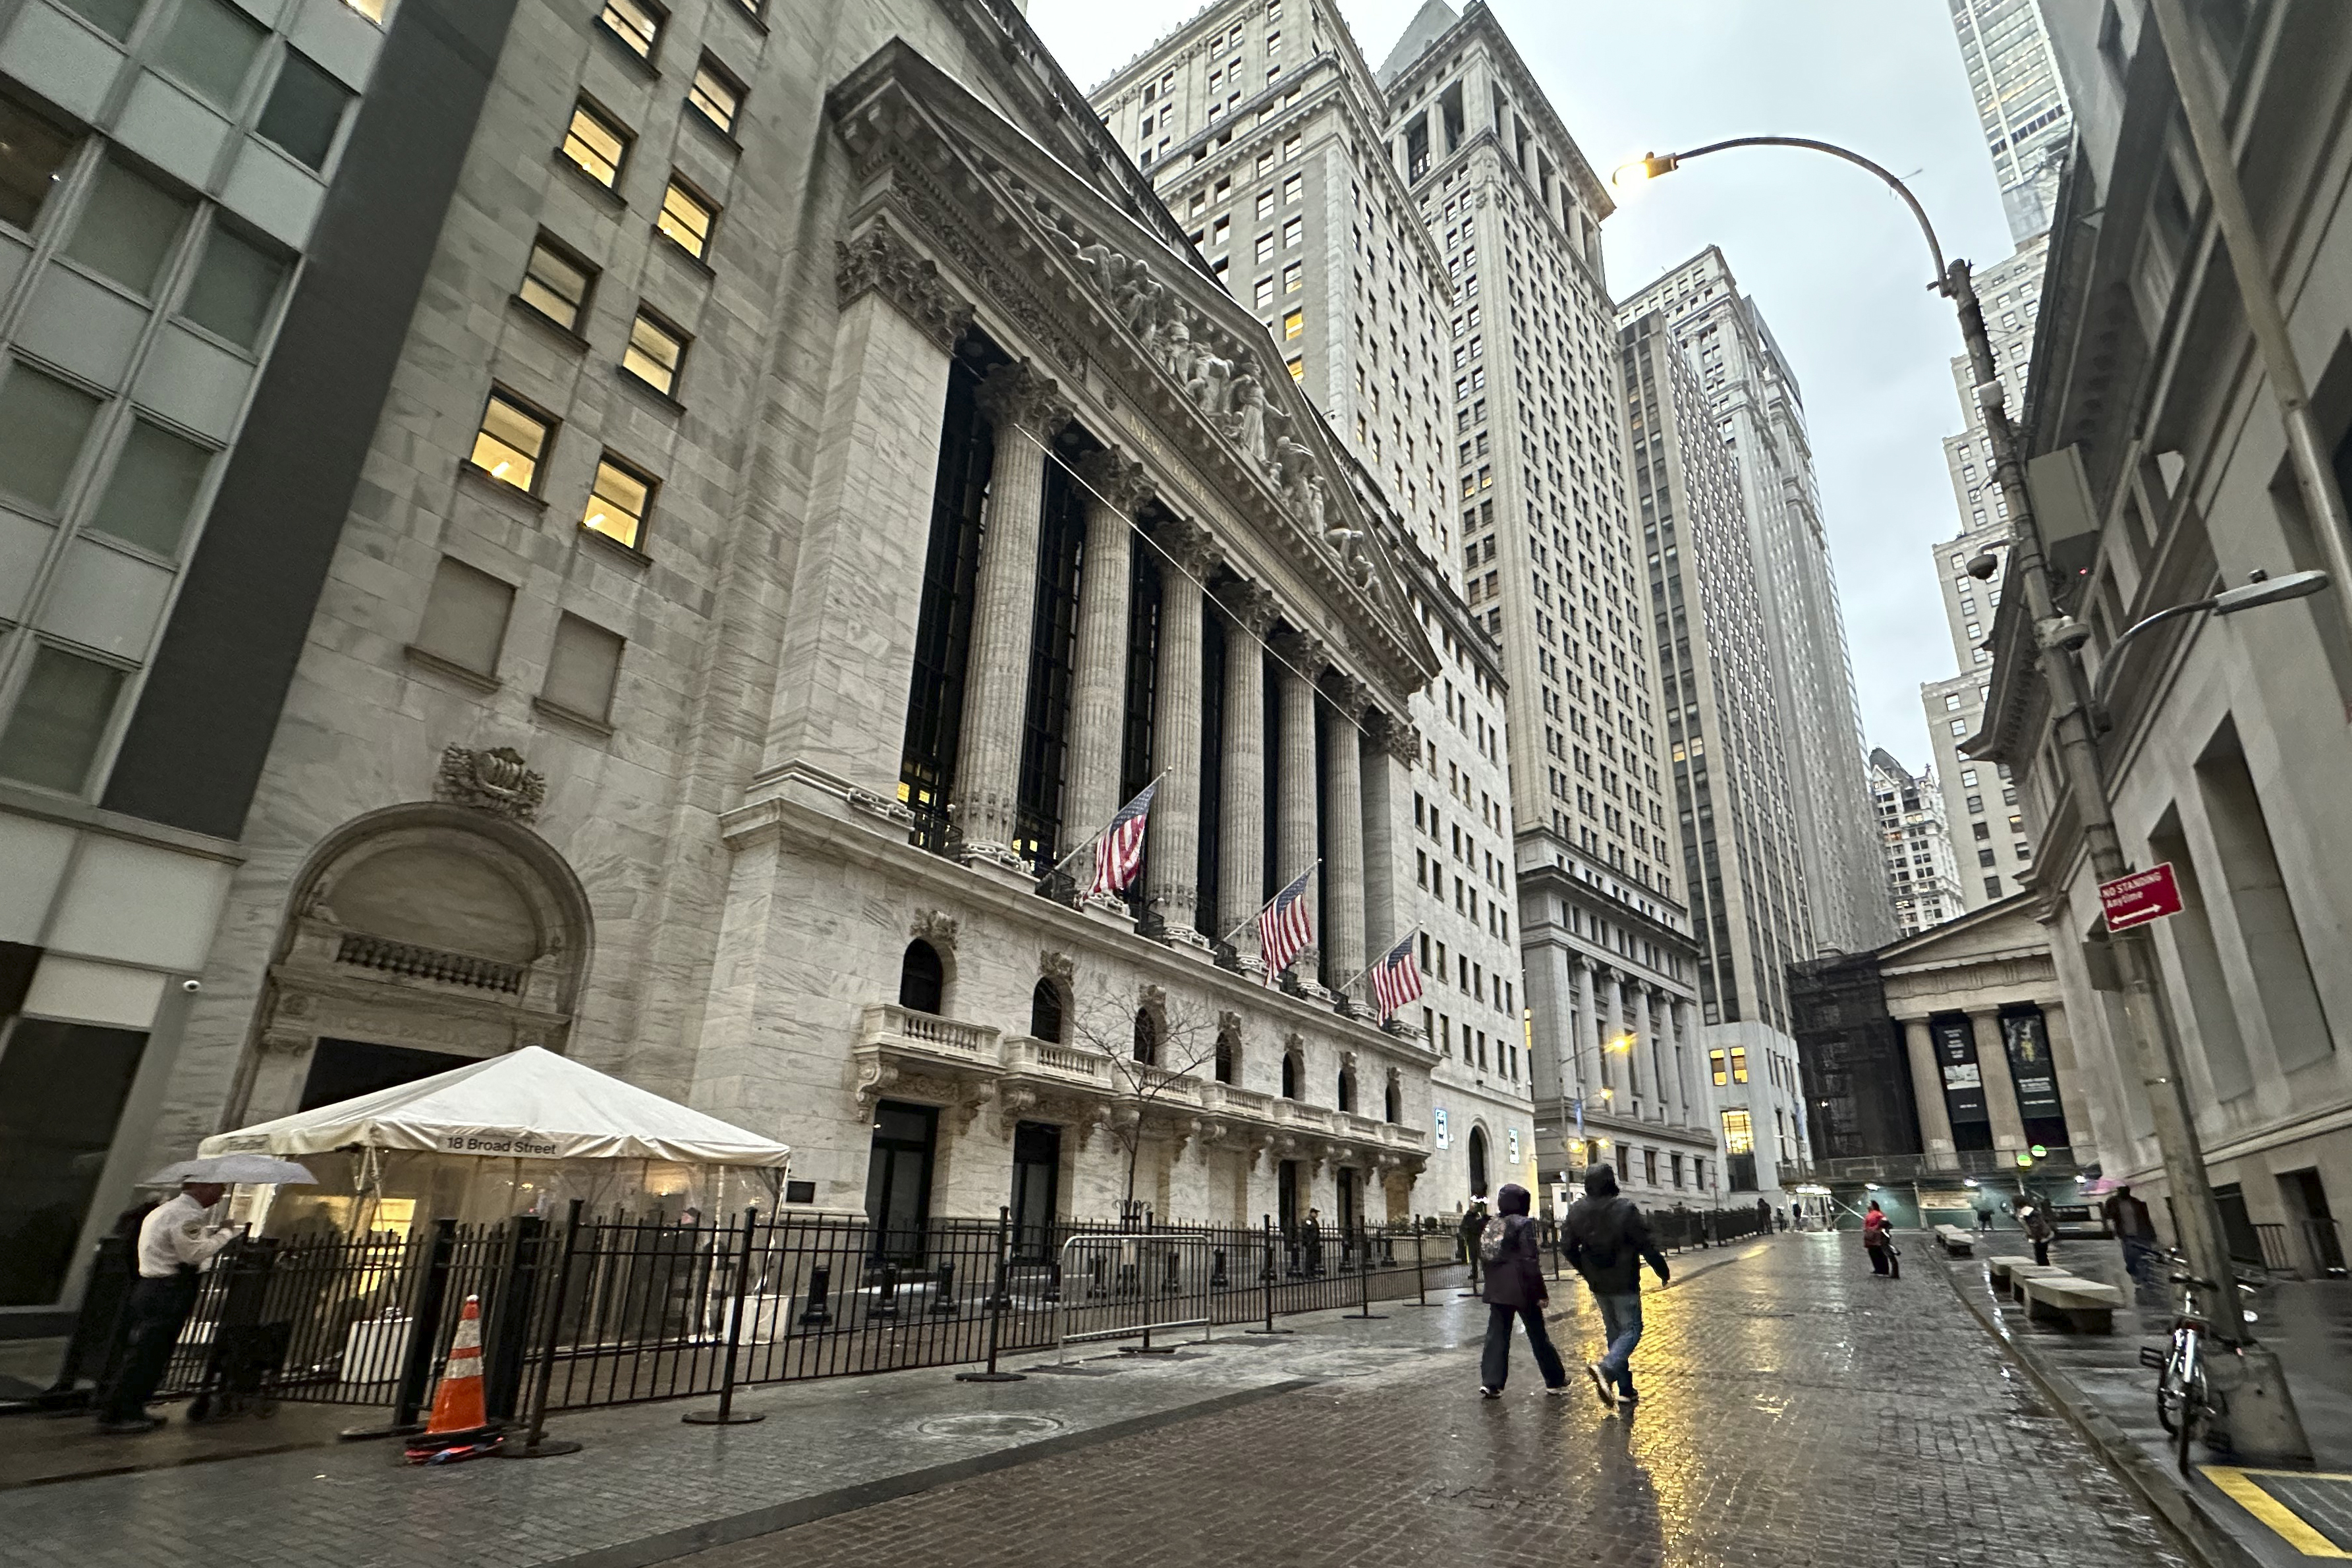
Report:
864,1101,938,1260
301,1038,476,1111
1277,1159,1301,1236
1336,1167,1358,1239
2280,1168,2346,1277
1467,1125,1490,1198
1011,1121,1061,1262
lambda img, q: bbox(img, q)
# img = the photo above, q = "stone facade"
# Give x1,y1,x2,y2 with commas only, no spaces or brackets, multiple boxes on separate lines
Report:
1870,746,1965,937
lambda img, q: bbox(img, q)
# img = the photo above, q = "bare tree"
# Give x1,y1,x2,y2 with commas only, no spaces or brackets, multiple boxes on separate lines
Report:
1067,984,1223,1223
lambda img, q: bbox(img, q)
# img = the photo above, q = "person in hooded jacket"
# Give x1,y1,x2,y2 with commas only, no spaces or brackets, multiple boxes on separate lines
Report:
1477,1183,1569,1397
1563,1163,1669,1408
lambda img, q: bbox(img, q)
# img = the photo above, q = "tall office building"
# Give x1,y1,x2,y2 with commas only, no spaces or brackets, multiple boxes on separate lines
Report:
1091,0,1536,1212
1947,0,2073,246
1868,748,1965,936
1621,251,1892,956
1377,0,1716,1215
1619,306,1815,1204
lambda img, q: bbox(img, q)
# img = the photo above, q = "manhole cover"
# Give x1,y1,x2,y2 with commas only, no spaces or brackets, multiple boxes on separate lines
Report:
914,1413,1066,1440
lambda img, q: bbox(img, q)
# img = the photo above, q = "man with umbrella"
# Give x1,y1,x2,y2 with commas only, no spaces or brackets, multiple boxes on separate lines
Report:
97,1154,308,1434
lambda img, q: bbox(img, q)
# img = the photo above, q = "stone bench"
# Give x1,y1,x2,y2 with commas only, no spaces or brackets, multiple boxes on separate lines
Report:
1986,1254,2040,1285
2020,1274,2123,1333
2002,1264,2070,1301
1934,1225,1976,1256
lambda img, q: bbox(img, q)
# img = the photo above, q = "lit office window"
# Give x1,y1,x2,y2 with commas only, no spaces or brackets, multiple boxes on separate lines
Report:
468,392,551,492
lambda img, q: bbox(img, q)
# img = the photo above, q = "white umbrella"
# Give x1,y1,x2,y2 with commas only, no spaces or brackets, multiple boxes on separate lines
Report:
142,1154,319,1187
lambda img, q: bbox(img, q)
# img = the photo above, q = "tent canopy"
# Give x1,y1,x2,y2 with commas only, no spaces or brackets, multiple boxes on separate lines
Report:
200,1047,791,1168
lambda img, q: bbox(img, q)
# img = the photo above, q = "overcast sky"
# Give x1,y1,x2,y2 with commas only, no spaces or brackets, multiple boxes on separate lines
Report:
1026,0,2021,771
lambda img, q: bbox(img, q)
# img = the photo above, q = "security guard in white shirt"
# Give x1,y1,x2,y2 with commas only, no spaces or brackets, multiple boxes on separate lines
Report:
97,1181,240,1434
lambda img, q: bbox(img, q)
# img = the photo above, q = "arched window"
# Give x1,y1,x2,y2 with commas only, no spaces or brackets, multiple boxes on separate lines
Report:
1030,979,1064,1043
1214,1029,1237,1084
899,940,944,1013
1384,1073,1401,1124
1467,1127,1490,1198
1281,1050,1300,1100
1133,1009,1159,1065
1337,1066,1357,1113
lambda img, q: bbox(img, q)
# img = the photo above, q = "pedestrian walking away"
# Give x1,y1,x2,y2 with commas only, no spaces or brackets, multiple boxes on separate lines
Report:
1457,1192,1489,1290
2102,1183,2162,1300
1475,1183,1568,1398
96,1179,240,1434
1563,1163,1669,1408
2016,1196,2056,1268
1976,1194,1996,1233
1862,1200,1894,1278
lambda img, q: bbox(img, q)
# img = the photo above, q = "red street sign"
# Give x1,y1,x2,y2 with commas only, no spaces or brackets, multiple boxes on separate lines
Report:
2100,863,2184,932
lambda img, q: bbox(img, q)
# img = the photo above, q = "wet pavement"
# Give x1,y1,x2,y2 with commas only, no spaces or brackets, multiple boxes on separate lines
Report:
0,1237,2197,1568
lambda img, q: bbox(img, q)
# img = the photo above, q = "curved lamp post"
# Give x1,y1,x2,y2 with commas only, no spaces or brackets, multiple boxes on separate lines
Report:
2090,569,2329,723
1613,135,2318,1461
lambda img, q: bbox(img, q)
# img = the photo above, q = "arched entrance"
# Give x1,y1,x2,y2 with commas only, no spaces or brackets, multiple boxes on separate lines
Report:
1467,1125,1490,1197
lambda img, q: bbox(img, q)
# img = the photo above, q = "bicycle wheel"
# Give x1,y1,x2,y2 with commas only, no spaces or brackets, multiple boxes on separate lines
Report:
2156,1366,2182,1436
2176,1365,2206,1474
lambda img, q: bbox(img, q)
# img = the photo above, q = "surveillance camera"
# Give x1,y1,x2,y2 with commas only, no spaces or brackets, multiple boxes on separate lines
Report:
2040,615,2093,652
181,978,204,994
1965,551,2001,582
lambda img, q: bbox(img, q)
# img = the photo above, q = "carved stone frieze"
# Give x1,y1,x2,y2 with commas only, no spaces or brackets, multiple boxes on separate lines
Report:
1372,712,1424,766
975,359,1074,439
1040,949,1075,985
910,909,960,951
435,744,544,822
1074,447,1151,514
835,223,976,350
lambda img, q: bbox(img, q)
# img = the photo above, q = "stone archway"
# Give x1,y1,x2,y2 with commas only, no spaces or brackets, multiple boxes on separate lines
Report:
230,800,594,1127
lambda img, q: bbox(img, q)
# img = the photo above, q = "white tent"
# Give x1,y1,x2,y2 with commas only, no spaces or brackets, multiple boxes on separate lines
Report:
200,1046,791,1167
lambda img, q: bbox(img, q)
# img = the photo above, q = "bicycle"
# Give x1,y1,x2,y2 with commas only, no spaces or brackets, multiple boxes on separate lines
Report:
2142,1252,2260,1474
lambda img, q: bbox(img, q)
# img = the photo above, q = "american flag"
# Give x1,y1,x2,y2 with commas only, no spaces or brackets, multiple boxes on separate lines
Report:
1086,781,1158,899
1258,865,1316,982
1369,933,1424,1020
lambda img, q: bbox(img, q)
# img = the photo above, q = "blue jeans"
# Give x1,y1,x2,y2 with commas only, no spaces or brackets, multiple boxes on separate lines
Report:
1596,1291,1644,1398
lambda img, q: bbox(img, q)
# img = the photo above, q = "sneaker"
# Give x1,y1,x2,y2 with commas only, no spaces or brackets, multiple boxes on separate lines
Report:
1479,1386,1501,1399
1584,1362,1617,1408
1617,1392,1641,1408
1545,1383,1572,1396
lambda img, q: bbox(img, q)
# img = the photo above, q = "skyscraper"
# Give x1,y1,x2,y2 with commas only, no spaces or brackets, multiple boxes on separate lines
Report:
1377,0,1716,1213
1869,748,1967,936
1621,252,1893,956
1947,0,2074,246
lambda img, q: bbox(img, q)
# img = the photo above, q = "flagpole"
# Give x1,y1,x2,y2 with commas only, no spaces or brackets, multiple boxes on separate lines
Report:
1216,859,1322,950
1326,924,1425,1001
1046,770,1168,882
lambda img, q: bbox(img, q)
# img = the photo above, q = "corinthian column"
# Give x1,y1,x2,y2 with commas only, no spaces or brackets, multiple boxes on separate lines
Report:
1063,449,1147,840
955,362,1069,866
1148,519,1215,945
1271,630,1327,994
1322,674,1370,1001
1216,582,1277,961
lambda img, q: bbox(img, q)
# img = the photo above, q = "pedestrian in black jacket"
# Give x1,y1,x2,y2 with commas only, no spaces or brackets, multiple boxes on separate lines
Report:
1476,1183,1568,1397
1563,1163,1669,1408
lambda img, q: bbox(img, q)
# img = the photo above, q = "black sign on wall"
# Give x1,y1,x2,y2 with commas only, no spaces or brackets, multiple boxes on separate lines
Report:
2001,1009,2070,1142
1932,1016,1990,1131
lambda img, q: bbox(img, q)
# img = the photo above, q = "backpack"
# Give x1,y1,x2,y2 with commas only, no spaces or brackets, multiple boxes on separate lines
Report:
1478,1214,1512,1264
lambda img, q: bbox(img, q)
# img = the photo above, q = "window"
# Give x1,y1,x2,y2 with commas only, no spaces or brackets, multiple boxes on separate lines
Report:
1944,692,1963,712
1283,172,1302,204
582,454,654,549
179,223,286,348
0,646,124,793
0,90,77,231
540,613,623,725
562,100,630,188
1984,875,2003,898
89,420,212,556
0,363,101,511
1254,231,1274,263
656,177,717,259
1950,718,1968,735
518,235,595,332
689,57,742,134
154,0,265,110
1282,216,1302,248
1286,355,1303,382
598,0,661,58
1708,1048,1726,1086
255,52,351,171
623,308,687,395
56,0,145,40
65,161,192,297
1282,308,1303,339
412,557,514,677
1282,260,1301,293
1720,1108,1754,1154
1256,190,1274,220
467,391,551,492
1253,275,1274,308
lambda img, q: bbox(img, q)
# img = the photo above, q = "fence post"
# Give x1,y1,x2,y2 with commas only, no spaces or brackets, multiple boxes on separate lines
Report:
484,1215,545,1424
1347,1221,1387,1320
1401,1222,1432,1306
957,1208,1024,1383
341,1216,455,1442
1245,1215,1293,1335
683,1209,766,1426
505,1200,586,1459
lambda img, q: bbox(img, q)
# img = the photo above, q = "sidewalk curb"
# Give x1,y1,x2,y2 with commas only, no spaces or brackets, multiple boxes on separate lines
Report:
538,1378,1317,1568
1934,1257,2263,1568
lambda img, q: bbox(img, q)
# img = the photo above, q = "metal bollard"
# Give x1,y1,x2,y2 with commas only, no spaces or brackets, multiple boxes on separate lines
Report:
798,1264,832,1328
930,1260,960,1317
870,1265,900,1322
1211,1248,1229,1289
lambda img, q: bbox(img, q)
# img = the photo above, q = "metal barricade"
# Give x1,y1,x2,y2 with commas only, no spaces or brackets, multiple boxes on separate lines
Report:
1051,1229,1219,1363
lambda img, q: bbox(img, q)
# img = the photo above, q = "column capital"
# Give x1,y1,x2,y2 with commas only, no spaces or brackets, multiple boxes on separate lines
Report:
835,221,974,350
1152,515,1218,578
976,360,1073,439
1075,445,1151,513
1270,629,1330,681
1324,670,1373,720
1216,578,1281,636
1369,710,1421,766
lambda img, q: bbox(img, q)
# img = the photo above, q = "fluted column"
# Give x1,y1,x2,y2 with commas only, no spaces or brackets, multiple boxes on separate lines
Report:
1671,999,1695,1127
1216,584,1277,958
1063,449,1147,839
1903,1015,1958,1164
1272,631,1327,993
1147,520,1214,945
1322,675,1370,998
956,362,1070,864
1573,959,1598,1099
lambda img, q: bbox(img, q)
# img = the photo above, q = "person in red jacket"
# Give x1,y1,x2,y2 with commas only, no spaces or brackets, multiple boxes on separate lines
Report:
1862,1200,1894,1276
1476,1183,1569,1398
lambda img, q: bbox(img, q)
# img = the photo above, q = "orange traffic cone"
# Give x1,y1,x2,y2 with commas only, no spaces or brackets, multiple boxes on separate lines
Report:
403,1294,502,1464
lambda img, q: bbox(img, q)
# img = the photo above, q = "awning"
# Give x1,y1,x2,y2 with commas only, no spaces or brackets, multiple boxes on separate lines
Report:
198,1047,791,1167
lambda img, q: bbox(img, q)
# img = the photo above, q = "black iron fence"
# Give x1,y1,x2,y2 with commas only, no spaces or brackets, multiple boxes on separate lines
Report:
42,1204,1776,1421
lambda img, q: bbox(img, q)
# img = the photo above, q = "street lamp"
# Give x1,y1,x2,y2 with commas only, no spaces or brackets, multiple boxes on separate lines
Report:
2088,569,2330,723
1618,132,2310,1461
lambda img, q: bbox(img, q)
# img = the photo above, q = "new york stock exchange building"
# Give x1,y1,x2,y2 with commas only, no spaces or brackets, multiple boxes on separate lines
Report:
51,0,1499,1277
